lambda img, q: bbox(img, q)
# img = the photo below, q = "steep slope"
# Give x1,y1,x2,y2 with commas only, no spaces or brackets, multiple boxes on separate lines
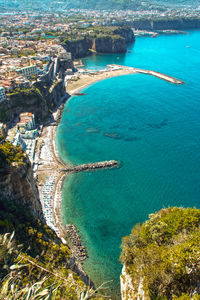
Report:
0,139,100,299
120,207,200,299
64,26,135,58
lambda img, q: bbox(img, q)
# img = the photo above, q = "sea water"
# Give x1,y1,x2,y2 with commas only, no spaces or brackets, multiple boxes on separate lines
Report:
56,30,200,298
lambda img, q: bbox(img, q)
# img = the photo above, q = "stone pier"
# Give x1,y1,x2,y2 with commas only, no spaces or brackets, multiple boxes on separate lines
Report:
58,160,119,174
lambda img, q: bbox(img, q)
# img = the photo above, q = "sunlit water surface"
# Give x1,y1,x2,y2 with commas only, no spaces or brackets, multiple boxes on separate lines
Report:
56,30,200,298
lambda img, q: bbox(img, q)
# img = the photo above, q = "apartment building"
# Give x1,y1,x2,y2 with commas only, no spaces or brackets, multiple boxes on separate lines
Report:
17,65,38,77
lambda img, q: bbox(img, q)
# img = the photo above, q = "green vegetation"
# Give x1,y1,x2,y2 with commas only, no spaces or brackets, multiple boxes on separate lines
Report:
8,86,41,98
121,207,200,299
0,138,25,168
7,86,43,108
62,25,130,43
0,195,103,299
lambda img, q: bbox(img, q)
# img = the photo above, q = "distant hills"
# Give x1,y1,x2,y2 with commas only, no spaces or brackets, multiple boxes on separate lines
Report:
64,0,142,10
63,0,200,9
153,0,200,5
1,0,200,11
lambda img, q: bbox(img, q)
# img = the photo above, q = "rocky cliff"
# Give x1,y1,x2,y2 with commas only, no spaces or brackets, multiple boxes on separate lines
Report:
0,57,72,123
64,27,135,58
0,140,44,221
95,35,126,53
64,38,93,58
130,17,200,30
0,155,44,222
113,26,135,43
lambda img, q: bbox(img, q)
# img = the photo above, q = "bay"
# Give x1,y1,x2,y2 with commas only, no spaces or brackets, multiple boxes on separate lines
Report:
56,30,200,298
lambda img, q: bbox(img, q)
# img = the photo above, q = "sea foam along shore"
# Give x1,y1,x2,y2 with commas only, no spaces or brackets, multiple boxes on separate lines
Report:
37,64,185,261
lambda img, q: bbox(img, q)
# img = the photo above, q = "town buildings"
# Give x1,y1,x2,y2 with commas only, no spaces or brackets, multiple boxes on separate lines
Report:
17,112,36,133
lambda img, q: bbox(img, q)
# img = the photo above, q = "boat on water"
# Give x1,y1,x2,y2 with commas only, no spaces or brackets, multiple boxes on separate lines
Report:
73,92,86,96
152,33,158,38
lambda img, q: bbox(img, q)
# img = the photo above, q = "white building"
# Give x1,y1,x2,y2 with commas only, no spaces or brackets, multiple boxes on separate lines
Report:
12,132,26,151
17,65,38,77
0,87,6,103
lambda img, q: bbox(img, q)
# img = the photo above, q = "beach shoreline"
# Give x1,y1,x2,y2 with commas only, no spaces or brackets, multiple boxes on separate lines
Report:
36,64,184,261
66,65,184,96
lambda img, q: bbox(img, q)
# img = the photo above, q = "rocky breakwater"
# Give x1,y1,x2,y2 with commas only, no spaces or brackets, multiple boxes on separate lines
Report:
66,225,88,261
59,160,119,174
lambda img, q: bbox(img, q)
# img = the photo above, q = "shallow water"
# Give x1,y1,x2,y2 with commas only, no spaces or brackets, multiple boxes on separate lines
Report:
56,30,200,298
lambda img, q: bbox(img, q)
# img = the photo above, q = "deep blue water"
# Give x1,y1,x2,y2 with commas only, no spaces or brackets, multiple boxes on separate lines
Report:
56,30,200,298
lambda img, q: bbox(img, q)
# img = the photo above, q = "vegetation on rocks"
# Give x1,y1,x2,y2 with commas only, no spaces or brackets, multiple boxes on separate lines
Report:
8,86,42,99
0,137,25,168
121,207,200,299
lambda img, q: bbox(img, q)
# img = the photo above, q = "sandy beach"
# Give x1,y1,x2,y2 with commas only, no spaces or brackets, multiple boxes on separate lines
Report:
66,67,138,95
66,65,184,96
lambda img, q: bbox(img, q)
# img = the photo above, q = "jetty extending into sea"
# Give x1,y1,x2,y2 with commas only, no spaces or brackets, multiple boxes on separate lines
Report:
67,64,185,96
135,68,184,84
107,65,185,85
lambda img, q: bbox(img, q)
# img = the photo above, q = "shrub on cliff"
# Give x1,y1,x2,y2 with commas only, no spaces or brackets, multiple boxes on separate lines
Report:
0,139,25,168
121,207,200,299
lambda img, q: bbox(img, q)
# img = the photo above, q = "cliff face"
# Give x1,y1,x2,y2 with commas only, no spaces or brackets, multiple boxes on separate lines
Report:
0,57,71,123
1,88,49,123
63,38,93,58
120,265,136,300
0,156,44,222
120,266,149,300
95,36,126,53
130,18,200,30
113,27,135,43
64,27,135,58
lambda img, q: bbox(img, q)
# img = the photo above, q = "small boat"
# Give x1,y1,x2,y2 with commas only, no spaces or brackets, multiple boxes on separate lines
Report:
152,33,158,38
73,92,86,96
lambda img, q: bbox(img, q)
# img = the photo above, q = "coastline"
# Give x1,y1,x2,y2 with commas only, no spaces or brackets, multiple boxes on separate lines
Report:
36,64,184,261
66,65,184,96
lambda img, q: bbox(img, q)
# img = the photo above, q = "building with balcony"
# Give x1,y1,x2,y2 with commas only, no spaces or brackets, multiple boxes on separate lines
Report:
17,65,38,77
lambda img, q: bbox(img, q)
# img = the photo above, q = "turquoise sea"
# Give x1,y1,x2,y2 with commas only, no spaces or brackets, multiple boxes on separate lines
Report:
56,30,200,298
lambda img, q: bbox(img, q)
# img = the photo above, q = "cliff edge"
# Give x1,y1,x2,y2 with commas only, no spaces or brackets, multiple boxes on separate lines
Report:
64,26,135,58
120,207,200,299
